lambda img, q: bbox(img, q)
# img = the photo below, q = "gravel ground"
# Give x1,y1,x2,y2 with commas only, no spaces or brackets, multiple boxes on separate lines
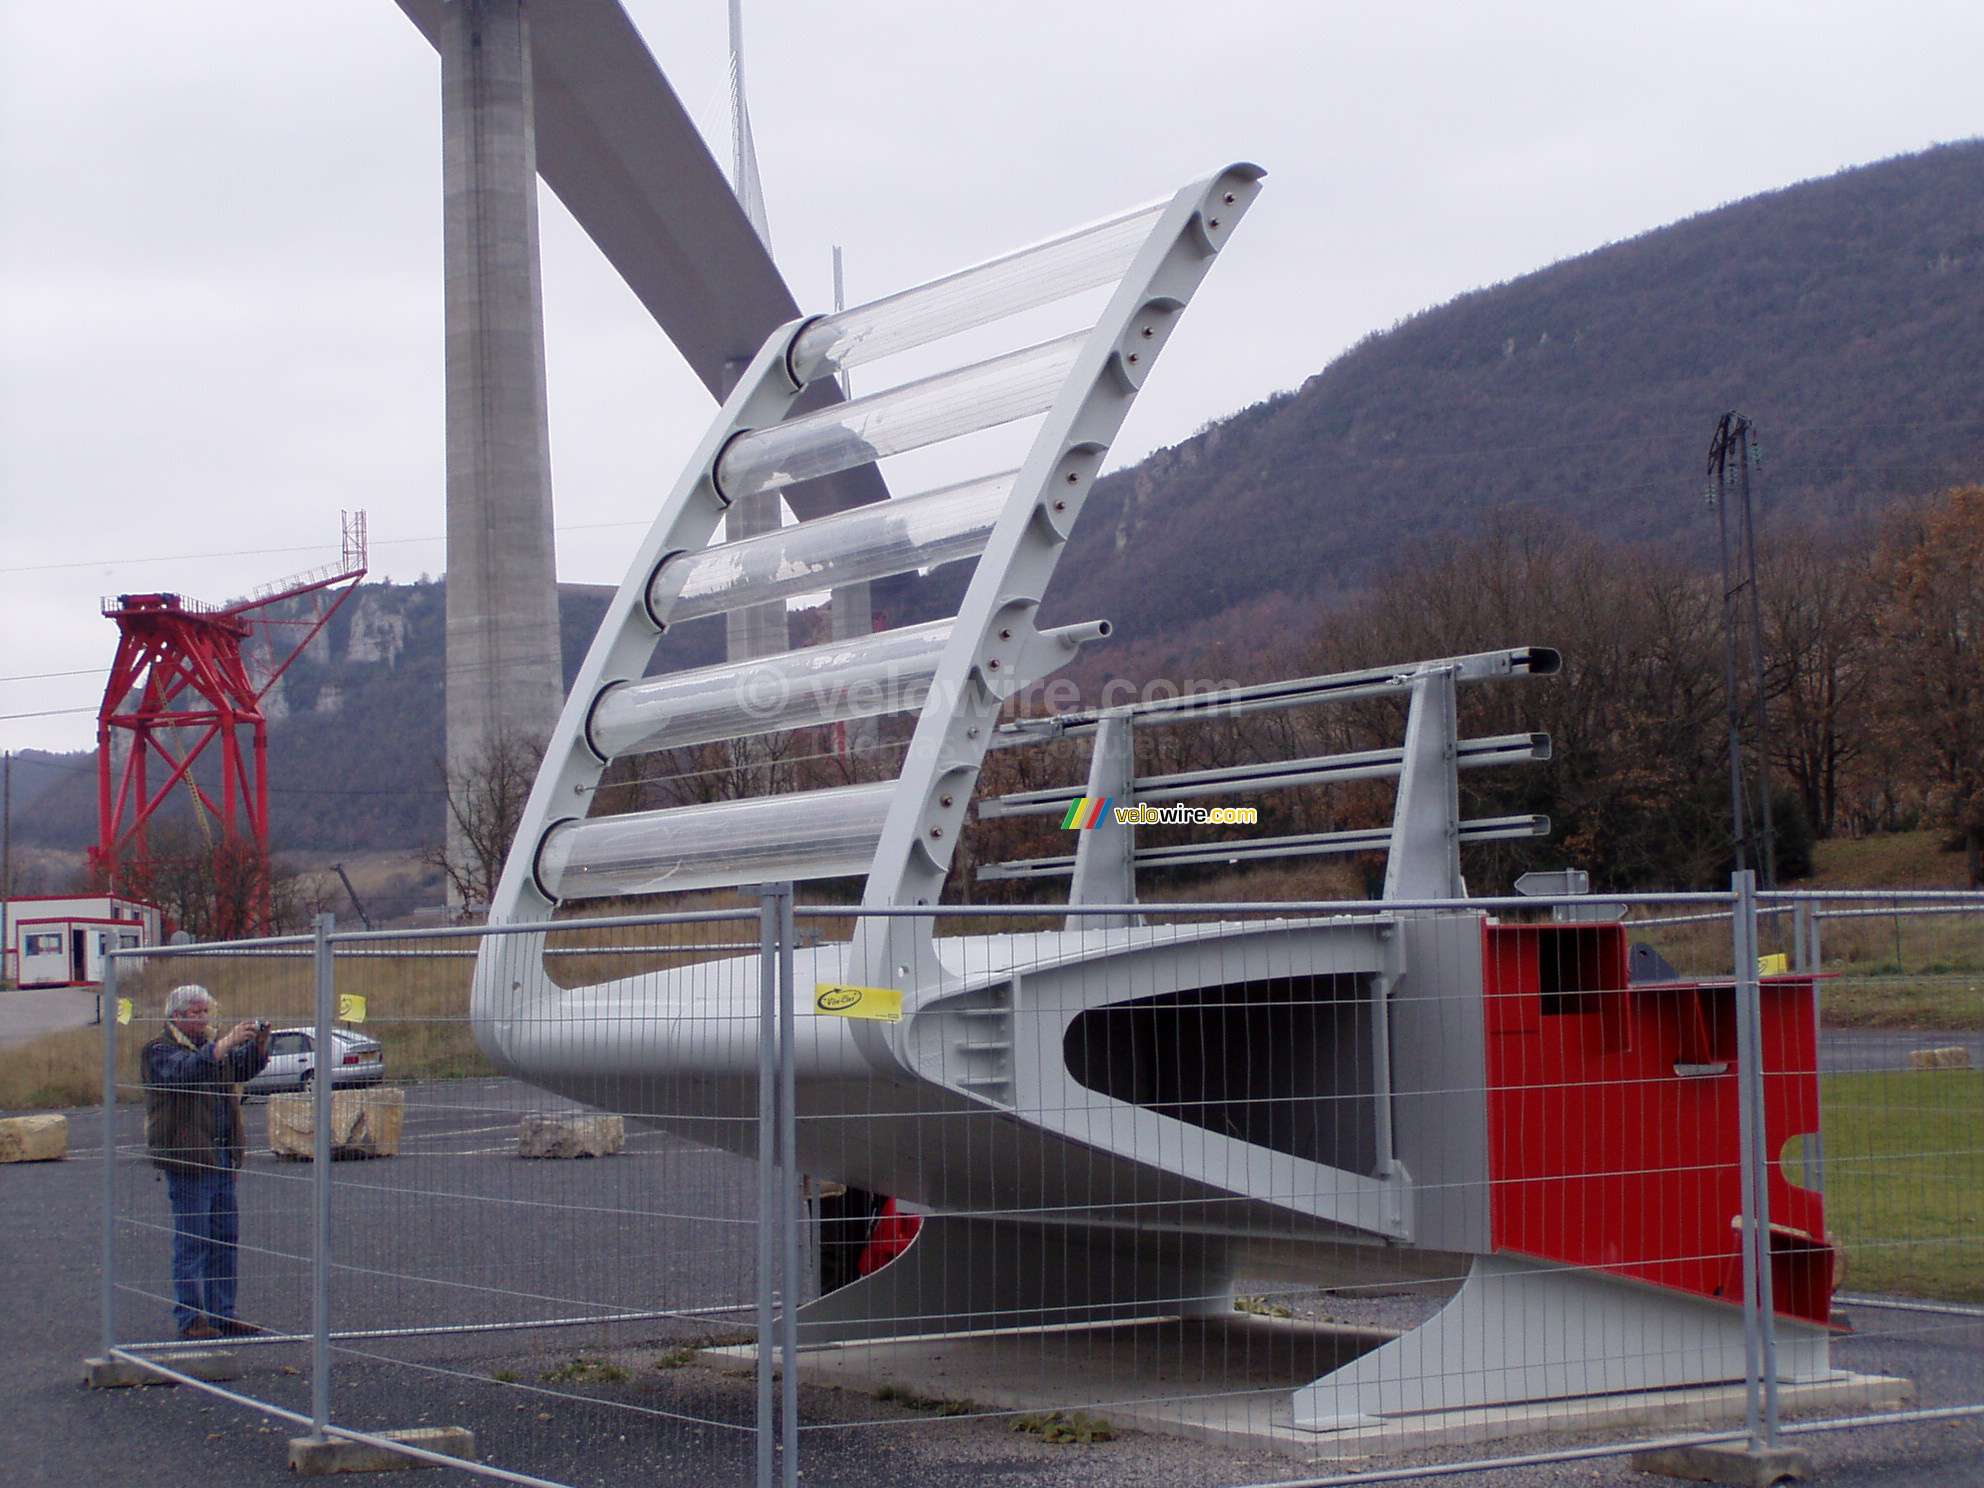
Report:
7,1093,1979,1488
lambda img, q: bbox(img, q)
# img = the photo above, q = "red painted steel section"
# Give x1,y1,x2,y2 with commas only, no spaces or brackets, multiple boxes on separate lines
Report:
1483,922,1834,1324
89,537,365,936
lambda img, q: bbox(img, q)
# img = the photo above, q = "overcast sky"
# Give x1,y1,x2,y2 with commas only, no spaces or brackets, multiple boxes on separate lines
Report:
4,0,1982,756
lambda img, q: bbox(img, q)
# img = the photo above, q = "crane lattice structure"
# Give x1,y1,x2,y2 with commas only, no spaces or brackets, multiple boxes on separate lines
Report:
91,513,368,937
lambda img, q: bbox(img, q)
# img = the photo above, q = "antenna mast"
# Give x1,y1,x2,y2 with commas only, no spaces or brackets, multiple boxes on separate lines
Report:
728,0,771,250
1706,412,1777,887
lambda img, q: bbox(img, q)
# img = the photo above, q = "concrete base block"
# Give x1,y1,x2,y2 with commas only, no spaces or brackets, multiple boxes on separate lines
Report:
1909,1045,1972,1070
84,1351,241,1388
0,1113,68,1162
1631,1441,1813,1485
270,1087,404,1160
517,1112,623,1159
288,1427,477,1475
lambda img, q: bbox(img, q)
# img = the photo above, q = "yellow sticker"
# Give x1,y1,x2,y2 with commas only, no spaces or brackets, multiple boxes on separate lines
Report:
116,998,133,1026
1757,953,1789,976
813,983,905,1022
338,993,368,1024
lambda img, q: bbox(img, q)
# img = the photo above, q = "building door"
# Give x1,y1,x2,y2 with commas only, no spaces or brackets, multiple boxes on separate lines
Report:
70,928,88,983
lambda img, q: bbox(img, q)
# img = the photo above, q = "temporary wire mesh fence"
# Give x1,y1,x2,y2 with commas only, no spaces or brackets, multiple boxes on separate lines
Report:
95,885,1982,1486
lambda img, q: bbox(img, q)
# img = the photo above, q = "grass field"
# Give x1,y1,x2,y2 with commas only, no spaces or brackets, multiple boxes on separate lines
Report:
1811,1069,1984,1302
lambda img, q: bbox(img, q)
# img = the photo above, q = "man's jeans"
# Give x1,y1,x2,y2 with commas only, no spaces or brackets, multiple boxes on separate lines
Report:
165,1167,239,1332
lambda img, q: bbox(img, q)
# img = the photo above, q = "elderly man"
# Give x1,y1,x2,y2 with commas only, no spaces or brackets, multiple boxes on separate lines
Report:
142,983,271,1341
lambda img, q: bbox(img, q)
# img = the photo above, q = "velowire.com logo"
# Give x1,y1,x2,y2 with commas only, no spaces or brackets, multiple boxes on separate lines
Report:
1061,798,1258,829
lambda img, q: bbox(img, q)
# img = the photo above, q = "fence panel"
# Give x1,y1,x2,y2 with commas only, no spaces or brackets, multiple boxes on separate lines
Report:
90,887,1981,1486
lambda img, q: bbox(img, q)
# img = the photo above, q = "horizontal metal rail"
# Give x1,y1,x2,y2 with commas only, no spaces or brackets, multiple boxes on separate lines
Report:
979,814,1550,881
978,733,1547,818
989,646,1559,745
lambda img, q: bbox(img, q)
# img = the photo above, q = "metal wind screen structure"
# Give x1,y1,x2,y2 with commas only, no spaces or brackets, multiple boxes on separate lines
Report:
460,157,1849,1452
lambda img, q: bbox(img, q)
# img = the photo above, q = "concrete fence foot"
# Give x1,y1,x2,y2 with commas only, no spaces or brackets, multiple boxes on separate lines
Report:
288,1426,477,1475
84,1352,240,1388
1631,1442,1813,1485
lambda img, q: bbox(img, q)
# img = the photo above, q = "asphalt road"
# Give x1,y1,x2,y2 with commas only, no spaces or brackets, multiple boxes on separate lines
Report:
6,1080,1981,1488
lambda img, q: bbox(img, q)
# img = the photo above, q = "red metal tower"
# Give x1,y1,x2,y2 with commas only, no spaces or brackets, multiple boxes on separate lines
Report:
91,514,369,937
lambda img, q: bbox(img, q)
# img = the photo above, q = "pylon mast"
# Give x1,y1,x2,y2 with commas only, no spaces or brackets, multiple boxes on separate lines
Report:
91,513,369,936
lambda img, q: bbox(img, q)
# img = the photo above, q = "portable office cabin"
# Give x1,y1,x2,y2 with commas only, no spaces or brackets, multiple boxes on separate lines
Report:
4,894,160,986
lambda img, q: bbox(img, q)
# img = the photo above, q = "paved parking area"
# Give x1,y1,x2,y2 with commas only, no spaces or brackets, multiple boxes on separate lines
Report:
6,1087,1980,1488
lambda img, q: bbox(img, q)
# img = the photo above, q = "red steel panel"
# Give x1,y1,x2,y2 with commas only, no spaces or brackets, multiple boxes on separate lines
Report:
1483,921,1833,1324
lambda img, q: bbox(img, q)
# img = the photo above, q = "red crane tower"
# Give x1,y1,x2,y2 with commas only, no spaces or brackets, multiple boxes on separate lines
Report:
91,513,369,937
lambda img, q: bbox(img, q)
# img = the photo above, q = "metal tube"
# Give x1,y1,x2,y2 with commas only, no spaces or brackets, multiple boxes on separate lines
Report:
311,911,335,1437
755,889,777,1488
776,884,800,1488
1369,968,1397,1181
101,951,119,1356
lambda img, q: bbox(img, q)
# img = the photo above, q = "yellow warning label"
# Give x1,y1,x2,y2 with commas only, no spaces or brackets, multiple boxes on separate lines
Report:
338,993,368,1024
116,998,133,1026
813,984,905,1022
1757,953,1789,976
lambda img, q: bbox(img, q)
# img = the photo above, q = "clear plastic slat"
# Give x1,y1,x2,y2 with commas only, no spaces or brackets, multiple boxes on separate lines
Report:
589,620,954,758
537,782,894,900
715,333,1085,502
650,473,1013,626
789,203,1165,380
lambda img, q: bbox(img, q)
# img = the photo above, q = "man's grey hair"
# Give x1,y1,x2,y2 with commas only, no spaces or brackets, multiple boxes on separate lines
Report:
164,984,216,1019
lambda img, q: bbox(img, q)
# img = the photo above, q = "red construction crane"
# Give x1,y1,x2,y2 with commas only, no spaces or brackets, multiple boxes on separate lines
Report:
90,513,369,937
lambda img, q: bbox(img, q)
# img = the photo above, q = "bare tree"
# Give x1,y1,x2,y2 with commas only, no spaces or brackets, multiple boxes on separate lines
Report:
425,729,545,912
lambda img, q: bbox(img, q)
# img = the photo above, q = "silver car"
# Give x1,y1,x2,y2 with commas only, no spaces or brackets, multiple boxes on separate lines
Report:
243,1027,385,1094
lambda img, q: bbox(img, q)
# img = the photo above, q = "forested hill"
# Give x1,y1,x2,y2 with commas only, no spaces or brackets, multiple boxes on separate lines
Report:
1043,139,1984,645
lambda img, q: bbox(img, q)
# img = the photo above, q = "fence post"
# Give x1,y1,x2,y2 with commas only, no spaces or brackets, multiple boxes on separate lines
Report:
776,886,800,1488
100,950,119,1356
755,888,779,1488
1731,870,1780,1446
1792,895,1827,1196
311,912,335,1438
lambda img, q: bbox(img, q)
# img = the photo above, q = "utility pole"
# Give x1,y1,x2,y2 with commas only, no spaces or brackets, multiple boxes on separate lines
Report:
1706,412,1777,888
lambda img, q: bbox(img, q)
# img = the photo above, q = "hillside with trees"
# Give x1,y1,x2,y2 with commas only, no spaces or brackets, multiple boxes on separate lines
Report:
1043,139,1984,648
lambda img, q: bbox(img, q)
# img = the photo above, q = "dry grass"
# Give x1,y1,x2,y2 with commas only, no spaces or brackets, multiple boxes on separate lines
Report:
1803,830,1972,890
0,947,495,1113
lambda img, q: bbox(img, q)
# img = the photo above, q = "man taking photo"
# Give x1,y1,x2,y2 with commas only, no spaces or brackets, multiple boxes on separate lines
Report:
143,983,271,1341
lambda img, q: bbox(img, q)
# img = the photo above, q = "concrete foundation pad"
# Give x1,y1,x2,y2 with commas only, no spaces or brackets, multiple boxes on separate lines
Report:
1631,1441,1814,1485
84,1351,241,1388
710,1315,1911,1462
288,1427,477,1475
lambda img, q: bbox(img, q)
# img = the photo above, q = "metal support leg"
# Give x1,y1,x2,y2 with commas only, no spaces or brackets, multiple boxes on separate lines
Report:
311,912,336,1437
101,953,119,1356
1731,872,1779,1447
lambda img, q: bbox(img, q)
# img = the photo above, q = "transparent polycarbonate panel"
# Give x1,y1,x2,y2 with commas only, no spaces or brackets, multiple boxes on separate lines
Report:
715,333,1085,502
790,203,1165,379
590,620,954,758
537,782,895,900
651,473,1013,625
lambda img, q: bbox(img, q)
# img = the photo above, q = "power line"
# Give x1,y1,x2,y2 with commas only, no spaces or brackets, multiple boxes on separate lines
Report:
0,519,650,578
0,668,101,684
